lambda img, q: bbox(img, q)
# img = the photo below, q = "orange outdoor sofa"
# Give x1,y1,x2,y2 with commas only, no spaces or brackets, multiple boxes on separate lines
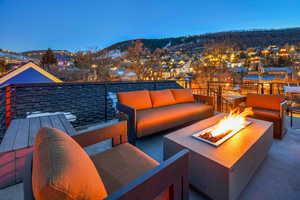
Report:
23,121,189,200
117,89,214,144
246,93,287,139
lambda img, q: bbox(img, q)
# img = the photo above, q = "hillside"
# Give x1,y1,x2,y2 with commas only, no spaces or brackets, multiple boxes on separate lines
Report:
105,28,300,52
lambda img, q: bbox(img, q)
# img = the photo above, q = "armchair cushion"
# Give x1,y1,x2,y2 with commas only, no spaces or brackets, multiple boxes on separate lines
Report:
246,94,285,111
117,90,152,110
252,108,280,119
171,89,195,103
32,127,107,200
150,89,176,108
136,103,213,137
91,143,159,194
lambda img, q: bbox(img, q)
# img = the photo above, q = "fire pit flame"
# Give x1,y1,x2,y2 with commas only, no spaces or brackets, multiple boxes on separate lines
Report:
192,107,254,146
210,107,253,137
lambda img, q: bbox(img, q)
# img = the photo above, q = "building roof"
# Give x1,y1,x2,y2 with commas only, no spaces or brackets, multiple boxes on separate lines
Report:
0,61,62,87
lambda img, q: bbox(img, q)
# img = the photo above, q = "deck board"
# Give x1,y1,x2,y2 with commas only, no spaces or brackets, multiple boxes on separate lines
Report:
28,117,41,146
49,115,66,132
58,114,76,136
13,119,30,151
40,116,53,128
0,120,20,153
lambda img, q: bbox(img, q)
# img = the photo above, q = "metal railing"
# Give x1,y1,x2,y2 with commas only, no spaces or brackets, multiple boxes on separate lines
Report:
0,79,292,140
182,80,290,113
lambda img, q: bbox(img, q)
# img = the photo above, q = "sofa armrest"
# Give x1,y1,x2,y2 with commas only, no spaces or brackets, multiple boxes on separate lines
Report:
280,100,288,119
105,149,189,200
193,94,214,106
117,103,137,145
280,100,287,135
72,121,127,147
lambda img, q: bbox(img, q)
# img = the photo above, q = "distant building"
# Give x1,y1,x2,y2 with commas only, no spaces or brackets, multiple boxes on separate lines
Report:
243,66,292,82
0,61,62,87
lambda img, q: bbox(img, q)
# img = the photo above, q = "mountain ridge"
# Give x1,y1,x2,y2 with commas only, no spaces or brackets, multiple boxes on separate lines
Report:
104,27,300,52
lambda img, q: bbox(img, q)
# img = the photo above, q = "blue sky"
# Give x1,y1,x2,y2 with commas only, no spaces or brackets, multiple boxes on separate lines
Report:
0,0,299,52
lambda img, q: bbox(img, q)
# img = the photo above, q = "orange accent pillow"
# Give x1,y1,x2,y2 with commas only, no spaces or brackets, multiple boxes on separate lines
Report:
150,89,176,108
117,90,152,110
32,127,108,200
171,89,195,103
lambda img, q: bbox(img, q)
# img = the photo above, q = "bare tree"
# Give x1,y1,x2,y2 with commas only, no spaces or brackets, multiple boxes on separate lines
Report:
144,48,166,80
94,49,113,81
125,40,149,80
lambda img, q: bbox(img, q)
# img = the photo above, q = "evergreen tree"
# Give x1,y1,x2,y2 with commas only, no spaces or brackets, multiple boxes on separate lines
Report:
41,48,57,71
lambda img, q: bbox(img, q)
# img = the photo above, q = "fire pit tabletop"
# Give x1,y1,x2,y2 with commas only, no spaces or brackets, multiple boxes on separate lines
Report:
163,113,273,200
164,113,272,168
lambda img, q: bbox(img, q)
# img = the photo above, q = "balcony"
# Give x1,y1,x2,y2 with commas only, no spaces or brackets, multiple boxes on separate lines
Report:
0,80,300,200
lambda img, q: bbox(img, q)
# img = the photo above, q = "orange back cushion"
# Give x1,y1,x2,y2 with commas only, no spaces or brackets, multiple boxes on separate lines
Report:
117,90,152,110
150,89,176,108
246,94,285,111
171,89,195,103
32,127,108,200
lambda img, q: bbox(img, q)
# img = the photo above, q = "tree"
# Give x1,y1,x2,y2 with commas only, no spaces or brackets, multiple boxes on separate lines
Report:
125,40,149,80
0,59,7,74
41,48,57,72
94,50,113,81
73,49,114,81
144,48,165,80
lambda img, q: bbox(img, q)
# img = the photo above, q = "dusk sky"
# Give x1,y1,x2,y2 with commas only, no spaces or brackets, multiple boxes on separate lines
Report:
1,0,300,52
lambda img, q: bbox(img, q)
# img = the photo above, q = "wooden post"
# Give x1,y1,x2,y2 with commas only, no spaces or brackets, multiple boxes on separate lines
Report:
260,83,264,94
207,81,210,96
270,83,273,95
217,85,222,112
5,86,11,128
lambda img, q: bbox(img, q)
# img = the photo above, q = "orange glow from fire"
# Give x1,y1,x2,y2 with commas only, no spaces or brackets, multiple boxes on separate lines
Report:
210,107,253,137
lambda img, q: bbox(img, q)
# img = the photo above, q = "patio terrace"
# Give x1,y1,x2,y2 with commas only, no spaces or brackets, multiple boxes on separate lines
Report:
1,116,300,200
0,80,300,199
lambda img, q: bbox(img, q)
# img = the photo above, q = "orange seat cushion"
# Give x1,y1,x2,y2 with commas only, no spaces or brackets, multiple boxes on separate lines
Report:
91,143,169,200
91,143,159,194
136,103,214,137
117,90,152,110
150,89,176,108
32,127,107,200
246,94,285,111
171,89,195,103
252,108,280,120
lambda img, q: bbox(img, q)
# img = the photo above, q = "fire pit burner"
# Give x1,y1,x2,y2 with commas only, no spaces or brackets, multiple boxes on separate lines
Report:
192,121,252,146
192,107,253,147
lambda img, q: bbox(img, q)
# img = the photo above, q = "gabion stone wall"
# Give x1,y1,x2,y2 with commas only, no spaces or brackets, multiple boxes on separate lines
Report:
3,81,182,131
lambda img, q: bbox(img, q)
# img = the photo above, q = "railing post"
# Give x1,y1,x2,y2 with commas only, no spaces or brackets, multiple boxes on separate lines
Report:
207,81,210,96
104,83,108,121
260,83,264,94
5,86,11,128
270,83,273,95
217,85,222,112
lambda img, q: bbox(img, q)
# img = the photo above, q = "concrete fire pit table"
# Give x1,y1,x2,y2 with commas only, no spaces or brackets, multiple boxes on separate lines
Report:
163,113,273,200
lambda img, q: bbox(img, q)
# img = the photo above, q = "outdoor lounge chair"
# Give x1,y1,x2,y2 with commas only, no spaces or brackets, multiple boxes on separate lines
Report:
23,121,189,200
117,89,214,144
245,94,287,139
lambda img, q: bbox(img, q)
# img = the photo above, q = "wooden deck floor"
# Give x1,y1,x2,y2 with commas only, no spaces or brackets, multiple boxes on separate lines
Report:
1,116,300,200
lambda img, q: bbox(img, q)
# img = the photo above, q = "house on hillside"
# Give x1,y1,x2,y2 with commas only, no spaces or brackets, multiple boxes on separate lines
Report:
0,61,62,87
